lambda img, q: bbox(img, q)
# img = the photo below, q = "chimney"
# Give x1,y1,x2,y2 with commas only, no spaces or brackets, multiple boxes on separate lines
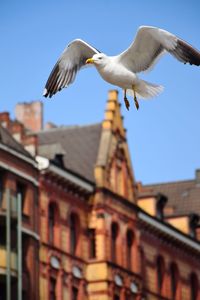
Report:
195,169,200,185
45,122,57,130
15,101,43,132
0,112,10,129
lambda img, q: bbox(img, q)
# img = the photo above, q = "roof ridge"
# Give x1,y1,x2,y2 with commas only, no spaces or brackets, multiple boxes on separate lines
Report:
38,122,102,134
144,178,194,187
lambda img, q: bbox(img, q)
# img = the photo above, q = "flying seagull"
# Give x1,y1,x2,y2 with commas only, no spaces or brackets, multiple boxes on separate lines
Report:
43,26,200,110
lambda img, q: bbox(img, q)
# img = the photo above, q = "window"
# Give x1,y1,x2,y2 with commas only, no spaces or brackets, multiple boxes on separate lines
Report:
49,277,56,300
111,223,118,263
114,295,120,300
22,236,29,271
48,204,55,245
17,182,26,213
72,286,78,300
170,263,179,300
0,282,6,300
70,214,79,255
0,225,6,245
157,256,165,295
88,229,96,259
0,170,4,207
190,273,198,300
126,230,134,269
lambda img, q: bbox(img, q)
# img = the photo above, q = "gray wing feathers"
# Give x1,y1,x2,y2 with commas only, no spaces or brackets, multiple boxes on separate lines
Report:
117,26,200,73
43,39,100,98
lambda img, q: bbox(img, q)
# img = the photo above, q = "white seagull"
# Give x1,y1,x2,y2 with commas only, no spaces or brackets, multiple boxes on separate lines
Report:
43,26,200,110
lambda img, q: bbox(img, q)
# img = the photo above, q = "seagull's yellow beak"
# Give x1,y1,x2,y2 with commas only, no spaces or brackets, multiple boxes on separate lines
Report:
86,58,94,64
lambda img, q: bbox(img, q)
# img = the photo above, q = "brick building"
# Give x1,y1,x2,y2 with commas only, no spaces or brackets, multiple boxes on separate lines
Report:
0,115,39,299
0,90,199,300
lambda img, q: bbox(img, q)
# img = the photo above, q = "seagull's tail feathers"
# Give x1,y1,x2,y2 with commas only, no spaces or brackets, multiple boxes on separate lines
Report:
127,80,164,100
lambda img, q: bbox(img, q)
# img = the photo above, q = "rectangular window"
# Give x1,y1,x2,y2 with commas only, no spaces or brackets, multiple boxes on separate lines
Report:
0,171,4,208
17,182,26,214
72,286,78,300
50,277,56,300
0,225,6,245
0,282,6,300
88,229,96,259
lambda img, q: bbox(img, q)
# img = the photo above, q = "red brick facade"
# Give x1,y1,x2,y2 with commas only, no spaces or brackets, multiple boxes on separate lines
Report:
0,91,199,300
0,122,39,299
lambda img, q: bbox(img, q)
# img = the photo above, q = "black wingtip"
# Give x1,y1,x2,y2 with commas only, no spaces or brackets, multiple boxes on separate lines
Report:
43,88,49,98
178,39,200,66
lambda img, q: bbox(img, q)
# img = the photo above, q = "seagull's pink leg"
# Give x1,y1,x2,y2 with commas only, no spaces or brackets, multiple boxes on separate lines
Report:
132,86,139,110
124,89,130,110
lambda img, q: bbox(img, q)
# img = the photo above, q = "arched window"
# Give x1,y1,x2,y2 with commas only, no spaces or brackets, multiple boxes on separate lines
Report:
190,273,198,300
170,263,179,300
88,228,96,259
126,229,134,269
111,222,119,263
48,203,56,244
70,213,79,255
72,286,78,300
49,277,57,300
157,256,165,295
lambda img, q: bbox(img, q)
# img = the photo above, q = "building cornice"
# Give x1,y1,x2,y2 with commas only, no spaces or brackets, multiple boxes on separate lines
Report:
138,211,200,252
0,161,38,186
0,143,37,168
36,156,94,193
22,227,40,241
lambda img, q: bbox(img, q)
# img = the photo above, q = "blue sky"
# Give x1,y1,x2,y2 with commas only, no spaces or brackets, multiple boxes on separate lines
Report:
1,0,200,184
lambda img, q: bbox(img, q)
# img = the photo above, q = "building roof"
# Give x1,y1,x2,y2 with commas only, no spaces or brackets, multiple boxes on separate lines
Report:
37,123,102,182
143,171,200,216
0,124,32,158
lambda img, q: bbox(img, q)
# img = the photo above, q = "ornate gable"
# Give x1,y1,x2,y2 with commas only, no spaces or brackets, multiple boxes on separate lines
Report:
95,90,136,202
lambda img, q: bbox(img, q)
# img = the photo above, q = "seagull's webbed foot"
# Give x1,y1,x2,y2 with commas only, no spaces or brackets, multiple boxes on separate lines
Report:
132,86,139,110
124,89,130,110
124,97,130,110
134,96,139,110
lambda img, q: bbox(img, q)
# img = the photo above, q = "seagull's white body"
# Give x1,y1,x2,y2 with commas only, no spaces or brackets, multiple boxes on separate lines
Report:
43,26,200,109
95,56,139,88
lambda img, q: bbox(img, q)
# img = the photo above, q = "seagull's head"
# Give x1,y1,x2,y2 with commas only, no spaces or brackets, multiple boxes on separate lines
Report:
86,53,107,66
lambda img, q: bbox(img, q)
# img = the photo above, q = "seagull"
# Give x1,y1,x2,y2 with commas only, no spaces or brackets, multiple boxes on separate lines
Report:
43,26,200,110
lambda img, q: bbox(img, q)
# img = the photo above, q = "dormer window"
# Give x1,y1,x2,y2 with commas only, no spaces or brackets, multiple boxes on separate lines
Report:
156,194,167,220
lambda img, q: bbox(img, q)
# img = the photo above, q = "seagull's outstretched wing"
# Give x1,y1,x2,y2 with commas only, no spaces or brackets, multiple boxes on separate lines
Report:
43,39,101,98
117,26,200,73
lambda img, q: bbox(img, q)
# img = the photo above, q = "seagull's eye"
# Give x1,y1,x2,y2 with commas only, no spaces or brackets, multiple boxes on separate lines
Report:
99,57,102,60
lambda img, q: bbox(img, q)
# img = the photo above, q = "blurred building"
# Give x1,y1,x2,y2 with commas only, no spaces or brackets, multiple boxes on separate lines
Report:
0,113,39,300
0,90,199,300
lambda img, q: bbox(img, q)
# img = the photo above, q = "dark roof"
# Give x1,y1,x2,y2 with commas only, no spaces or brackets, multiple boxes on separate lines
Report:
143,174,200,216
37,123,102,182
0,125,32,158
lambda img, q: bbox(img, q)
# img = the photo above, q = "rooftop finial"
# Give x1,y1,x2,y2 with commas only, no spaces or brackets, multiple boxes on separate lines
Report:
108,90,118,101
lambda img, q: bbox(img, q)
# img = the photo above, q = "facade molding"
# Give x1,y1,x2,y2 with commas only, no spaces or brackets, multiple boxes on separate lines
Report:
0,143,37,168
139,211,200,252
22,227,40,241
0,161,38,186
45,163,94,193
